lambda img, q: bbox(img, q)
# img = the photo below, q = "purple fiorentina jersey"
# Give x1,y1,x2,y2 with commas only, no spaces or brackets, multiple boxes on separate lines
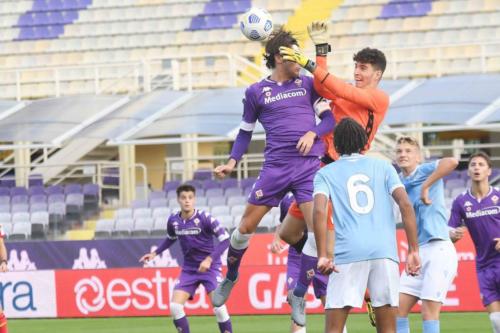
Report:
167,210,229,271
242,75,325,160
449,187,500,269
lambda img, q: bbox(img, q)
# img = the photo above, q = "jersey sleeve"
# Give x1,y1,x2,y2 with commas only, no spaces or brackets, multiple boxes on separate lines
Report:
240,87,259,131
166,216,177,240
418,160,439,177
448,197,464,228
204,212,230,242
313,171,330,198
385,162,404,195
313,65,389,113
313,56,337,100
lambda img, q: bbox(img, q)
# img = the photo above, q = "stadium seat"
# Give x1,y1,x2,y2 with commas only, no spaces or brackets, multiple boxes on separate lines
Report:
152,207,171,219
115,208,133,219
230,205,245,217
133,207,152,219
218,215,234,230
10,222,31,240
113,218,134,237
151,218,167,236
211,205,230,216
132,217,154,237
94,219,115,238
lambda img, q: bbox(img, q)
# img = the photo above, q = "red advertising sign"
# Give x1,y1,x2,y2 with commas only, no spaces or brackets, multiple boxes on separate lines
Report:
55,260,483,318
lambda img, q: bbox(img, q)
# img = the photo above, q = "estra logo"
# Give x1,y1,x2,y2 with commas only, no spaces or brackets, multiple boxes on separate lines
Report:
55,268,213,317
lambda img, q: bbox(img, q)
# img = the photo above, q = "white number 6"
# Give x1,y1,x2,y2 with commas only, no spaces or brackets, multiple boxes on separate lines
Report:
347,174,374,214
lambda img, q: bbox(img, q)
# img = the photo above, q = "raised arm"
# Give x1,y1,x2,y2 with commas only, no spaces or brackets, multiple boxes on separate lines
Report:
214,88,257,178
139,219,177,263
313,56,337,100
421,158,459,205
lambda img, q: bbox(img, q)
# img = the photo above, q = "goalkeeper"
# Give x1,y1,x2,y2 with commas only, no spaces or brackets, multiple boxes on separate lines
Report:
279,21,391,328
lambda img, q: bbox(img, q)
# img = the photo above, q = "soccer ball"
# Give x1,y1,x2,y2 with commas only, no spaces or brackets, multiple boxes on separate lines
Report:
239,7,273,41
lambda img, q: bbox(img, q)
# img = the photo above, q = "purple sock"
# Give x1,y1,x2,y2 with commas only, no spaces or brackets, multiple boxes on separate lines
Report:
293,253,318,298
218,319,233,333
173,316,190,333
226,245,247,281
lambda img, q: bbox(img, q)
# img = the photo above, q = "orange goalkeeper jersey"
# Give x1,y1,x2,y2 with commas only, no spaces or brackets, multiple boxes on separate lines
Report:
314,56,390,160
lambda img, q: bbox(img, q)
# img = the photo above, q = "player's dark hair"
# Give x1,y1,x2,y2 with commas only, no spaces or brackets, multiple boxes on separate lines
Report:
176,184,196,197
264,28,298,69
468,151,492,168
334,118,368,155
353,47,387,73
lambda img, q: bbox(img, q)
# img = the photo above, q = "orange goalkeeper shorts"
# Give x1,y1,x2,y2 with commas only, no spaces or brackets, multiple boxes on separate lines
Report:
287,199,334,230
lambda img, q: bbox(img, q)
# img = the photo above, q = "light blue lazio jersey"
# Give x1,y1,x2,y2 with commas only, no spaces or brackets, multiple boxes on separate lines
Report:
399,160,450,245
314,154,403,265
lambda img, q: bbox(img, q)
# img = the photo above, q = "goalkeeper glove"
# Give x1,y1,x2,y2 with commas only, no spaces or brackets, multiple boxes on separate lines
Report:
279,46,317,73
307,21,331,56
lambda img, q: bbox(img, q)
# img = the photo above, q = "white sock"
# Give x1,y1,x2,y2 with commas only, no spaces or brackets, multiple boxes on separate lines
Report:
230,229,253,250
169,302,185,320
213,305,230,322
294,327,306,333
490,312,500,333
302,232,317,258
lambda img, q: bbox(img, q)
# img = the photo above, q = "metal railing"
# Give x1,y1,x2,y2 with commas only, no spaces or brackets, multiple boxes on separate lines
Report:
0,161,148,207
1,39,498,100
165,154,265,182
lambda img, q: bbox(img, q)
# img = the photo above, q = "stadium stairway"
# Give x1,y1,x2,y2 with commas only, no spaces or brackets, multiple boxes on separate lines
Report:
238,0,342,86
284,0,343,47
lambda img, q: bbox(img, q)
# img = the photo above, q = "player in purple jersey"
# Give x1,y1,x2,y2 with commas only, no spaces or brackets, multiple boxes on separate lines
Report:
140,184,232,333
211,29,335,307
448,152,500,333
270,193,332,333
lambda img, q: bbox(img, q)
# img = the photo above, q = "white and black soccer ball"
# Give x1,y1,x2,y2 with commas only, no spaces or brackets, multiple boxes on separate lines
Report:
239,7,273,41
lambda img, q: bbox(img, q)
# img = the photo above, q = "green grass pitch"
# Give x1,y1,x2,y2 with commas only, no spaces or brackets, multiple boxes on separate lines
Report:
9,312,490,332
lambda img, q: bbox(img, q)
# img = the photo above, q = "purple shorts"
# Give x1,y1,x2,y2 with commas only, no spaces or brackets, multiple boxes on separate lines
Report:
248,156,320,207
174,268,222,299
477,263,500,306
286,247,327,299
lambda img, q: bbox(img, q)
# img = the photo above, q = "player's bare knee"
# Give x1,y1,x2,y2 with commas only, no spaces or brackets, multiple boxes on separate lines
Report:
421,301,441,320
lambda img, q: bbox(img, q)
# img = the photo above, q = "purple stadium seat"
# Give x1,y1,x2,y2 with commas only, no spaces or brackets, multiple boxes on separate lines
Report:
30,194,47,204
17,27,36,40
194,169,213,180
166,190,177,199
240,177,257,189
206,15,224,29
205,2,224,15
48,0,64,10
12,195,29,205
206,188,224,197
149,191,165,200
0,188,9,196
48,11,64,24
203,179,220,190
234,0,251,12
30,202,48,213
208,196,226,206
12,203,29,213
221,14,237,28
224,187,242,197
66,193,84,206
33,0,49,12
103,168,119,186
221,178,238,189
189,16,205,30
11,187,28,196
46,185,63,195
48,201,66,215
131,199,148,209
150,198,168,209
34,11,50,24
445,178,466,189
18,13,35,26
380,4,399,19
48,193,65,203
0,205,9,213
0,196,9,205
186,180,202,188
164,180,181,192
65,183,82,194
28,175,44,187
62,10,78,23
83,184,99,197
